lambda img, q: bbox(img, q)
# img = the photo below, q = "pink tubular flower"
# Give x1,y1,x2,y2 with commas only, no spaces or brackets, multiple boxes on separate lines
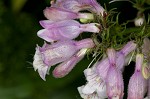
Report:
127,54,147,99
33,39,95,80
52,48,87,78
79,0,105,16
117,41,137,70
106,48,124,99
44,7,94,21
119,41,137,56
96,41,136,81
51,0,91,12
37,20,99,42
96,53,124,82
142,37,150,60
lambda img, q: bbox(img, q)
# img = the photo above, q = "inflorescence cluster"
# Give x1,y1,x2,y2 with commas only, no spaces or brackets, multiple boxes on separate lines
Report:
33,0,150,98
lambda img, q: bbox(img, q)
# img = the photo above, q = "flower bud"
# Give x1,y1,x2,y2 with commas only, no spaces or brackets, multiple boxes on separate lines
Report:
134,17,144,26
142,63,150,79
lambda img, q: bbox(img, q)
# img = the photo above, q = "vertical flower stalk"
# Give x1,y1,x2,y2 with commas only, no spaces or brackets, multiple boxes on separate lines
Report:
127,54,147,99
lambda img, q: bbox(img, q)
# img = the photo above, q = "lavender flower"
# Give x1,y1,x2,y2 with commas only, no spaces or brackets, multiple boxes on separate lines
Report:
44,7,94,21
52,48,87,78
127,54,147,99
119,41,137,57
33,39,95,80
106,48,124,99
51,0,91,12
50,0,105,16
38,20,99,42
96,41,137,80
79,0,105,15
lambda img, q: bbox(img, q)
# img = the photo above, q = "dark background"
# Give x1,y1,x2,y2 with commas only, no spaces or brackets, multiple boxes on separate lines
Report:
0,0,141,99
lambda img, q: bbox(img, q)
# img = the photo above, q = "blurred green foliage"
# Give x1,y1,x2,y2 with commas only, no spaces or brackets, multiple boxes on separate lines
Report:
0,0,90,99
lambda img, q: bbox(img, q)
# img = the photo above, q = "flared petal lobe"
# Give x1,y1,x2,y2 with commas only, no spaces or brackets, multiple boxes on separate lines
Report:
78,86,99,99
33,46,49,81
79,67,107,99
